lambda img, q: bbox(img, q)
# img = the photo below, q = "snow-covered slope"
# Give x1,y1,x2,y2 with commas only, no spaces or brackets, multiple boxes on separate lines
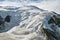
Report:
0,5,60,40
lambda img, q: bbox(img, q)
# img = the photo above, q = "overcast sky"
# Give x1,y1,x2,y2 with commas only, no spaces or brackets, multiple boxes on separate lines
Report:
0,0,59,13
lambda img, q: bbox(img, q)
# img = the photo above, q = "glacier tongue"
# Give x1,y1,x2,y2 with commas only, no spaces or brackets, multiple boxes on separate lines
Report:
0,6,60,40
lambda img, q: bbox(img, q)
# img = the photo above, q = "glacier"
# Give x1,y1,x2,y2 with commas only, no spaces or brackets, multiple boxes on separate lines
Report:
0,0,60,40
0,5,60,40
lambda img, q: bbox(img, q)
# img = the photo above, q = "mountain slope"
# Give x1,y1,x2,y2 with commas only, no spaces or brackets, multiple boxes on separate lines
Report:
0,6,60,40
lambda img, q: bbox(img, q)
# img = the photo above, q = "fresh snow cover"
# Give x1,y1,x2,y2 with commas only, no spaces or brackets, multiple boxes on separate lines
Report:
0,0,59,40
0,5,59,40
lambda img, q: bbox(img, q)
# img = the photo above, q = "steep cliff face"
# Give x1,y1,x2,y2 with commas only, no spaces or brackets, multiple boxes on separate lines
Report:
40,12,60,40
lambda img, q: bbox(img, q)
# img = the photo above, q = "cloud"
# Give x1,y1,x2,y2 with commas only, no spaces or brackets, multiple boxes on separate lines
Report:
0,0,60,13
27,0,60,13
0,0,5,2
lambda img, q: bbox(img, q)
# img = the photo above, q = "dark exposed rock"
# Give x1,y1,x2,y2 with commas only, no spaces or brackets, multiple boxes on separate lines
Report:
48,17,55,24
0,16,5,32
0,16,4,25
40,12,60,40
40,27,59,40
48,15,57,24
48,14,60,27
5,15,11,22
52,11,60,16
0,15,11,33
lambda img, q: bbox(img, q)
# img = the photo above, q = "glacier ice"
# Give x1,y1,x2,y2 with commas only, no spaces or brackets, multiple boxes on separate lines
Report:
0,5,60,40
